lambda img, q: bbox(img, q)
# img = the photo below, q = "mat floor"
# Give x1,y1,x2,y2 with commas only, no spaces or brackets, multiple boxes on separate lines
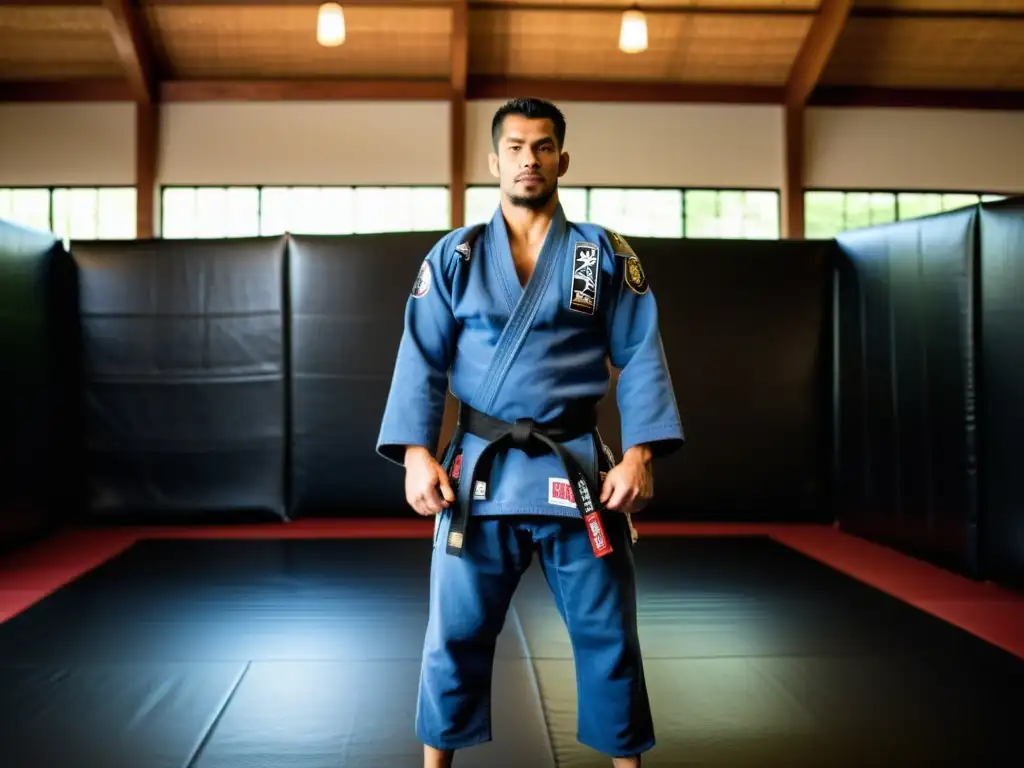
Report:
0,532,1021,767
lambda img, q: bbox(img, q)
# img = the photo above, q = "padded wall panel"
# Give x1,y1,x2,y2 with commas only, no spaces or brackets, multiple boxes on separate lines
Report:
288,232,444,516
978,198,1024,588
0,221,68,550
834,209,979,576
71,237,288,521
596,238,834,521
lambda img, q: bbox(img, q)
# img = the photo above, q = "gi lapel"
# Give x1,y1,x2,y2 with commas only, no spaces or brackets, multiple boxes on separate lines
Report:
473,204,569,414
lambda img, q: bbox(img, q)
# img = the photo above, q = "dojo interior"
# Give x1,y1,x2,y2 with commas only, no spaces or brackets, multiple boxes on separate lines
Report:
2,1,1024,766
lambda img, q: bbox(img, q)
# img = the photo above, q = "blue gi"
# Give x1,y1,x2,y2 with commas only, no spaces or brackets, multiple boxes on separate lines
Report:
377,202,684,757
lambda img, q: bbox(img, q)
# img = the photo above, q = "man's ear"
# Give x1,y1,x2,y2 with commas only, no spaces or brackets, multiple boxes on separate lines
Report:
558,152,570,178
488,153,499,179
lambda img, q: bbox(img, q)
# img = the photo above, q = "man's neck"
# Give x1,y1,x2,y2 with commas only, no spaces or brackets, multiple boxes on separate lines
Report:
501,194,558,246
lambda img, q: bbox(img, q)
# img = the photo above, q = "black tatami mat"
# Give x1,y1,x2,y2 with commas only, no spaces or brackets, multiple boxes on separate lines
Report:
0,535,1020,767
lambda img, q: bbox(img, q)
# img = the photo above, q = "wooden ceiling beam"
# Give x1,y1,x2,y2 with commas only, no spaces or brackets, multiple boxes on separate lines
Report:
810,86,1024,111
4,78,1023,112
0,79,134,100
781,0,854,239
102,0,158,103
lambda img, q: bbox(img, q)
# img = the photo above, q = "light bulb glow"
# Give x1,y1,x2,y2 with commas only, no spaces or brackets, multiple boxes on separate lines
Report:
618,10,648,54
317,3,346,47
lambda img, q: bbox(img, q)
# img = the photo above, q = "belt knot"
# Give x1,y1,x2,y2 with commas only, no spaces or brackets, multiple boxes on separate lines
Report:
511,418,535,447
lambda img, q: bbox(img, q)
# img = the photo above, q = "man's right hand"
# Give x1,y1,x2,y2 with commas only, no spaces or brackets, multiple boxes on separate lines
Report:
404,446,455,516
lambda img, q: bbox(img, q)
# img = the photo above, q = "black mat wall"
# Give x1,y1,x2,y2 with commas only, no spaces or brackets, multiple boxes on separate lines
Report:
833,207,980,577
287,231,443,517
978,198,1024,589
0,220,72,551
595,237,835,522
70,237,289,523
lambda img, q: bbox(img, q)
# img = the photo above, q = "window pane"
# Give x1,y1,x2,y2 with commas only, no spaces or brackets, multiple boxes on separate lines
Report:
1,188,51,233
739,191,780,239
224,187,260,237
355,187,448,233
261,187,355,234
465,186,499,226
162,188,198,238
559,187,588,223
356,187,405,233
685,190,779,239
409,187,450,231
97,188,137,239
54,188,104,241
195,188,229,238
804,191,846,239
867,193,897,227
941,193,980,212
588,188,682,238
897,193,943,221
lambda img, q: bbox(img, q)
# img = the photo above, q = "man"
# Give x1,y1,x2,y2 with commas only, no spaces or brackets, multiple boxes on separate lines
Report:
377,97,684,767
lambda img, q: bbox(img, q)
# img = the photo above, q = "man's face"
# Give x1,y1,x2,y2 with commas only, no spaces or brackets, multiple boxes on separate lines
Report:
489,115,569,210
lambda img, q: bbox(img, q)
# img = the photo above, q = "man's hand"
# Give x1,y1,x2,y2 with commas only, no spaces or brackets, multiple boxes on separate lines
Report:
404,446,455,516
600,444,654,515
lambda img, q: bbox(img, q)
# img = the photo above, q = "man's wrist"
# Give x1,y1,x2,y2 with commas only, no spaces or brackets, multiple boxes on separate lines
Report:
404,445,433,466
623,443,653,466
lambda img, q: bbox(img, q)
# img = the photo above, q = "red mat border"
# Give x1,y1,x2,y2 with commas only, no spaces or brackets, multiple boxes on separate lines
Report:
2,520,1022,659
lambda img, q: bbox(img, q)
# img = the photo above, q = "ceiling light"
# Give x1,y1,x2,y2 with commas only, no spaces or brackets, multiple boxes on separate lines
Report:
317,3,346,47
619,9,648,54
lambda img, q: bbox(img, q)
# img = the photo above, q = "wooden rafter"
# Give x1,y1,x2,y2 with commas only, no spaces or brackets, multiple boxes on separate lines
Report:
781,0,854,239
102,0,157,103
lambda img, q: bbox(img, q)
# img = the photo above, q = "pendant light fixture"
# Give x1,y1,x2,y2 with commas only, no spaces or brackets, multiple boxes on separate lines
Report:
317,2,346,47
618,8,648,54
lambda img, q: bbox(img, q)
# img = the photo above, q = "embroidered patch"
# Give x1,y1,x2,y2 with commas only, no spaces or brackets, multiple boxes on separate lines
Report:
411,260,431,298
608,230,635,258
548,478,577,508
472,481,487,500
624,254,648,295
569,241,600,315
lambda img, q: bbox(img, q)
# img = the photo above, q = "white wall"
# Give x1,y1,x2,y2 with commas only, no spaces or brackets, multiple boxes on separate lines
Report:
805,108,1024,193
0,99,1021,197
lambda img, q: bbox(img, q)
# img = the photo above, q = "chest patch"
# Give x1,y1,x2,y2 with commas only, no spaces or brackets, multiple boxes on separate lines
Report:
569,241,600,315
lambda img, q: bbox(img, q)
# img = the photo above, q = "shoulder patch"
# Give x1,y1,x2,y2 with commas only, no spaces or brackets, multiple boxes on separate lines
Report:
624,254,648,295
411,259,431,298
606,229,635,258
455,222,486,262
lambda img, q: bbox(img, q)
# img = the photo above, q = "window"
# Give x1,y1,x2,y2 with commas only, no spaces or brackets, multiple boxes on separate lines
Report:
0,187,135,240
684,190,779,240
589,188,683,238
805,190,1010,239
465,186,780,239
162,186,450,238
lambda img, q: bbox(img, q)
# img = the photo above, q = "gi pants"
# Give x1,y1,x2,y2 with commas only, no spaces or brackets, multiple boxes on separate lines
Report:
416,509,655,758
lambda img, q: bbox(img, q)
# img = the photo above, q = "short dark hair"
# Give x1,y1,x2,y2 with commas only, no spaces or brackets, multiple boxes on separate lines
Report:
491,97,566,150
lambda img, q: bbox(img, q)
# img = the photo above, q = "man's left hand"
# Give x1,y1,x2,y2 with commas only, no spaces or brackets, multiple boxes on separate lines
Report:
599,445,654,515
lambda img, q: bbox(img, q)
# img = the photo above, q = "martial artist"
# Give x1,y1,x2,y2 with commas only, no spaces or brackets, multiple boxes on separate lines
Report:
377,97,684,768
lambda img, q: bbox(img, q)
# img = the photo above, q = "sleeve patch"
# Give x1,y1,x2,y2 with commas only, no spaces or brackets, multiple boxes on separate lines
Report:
624,254,648,295
608,229,636,258
411,259,432,298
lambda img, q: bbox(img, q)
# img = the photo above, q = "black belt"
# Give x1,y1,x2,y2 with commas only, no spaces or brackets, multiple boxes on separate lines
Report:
442,401,614,559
